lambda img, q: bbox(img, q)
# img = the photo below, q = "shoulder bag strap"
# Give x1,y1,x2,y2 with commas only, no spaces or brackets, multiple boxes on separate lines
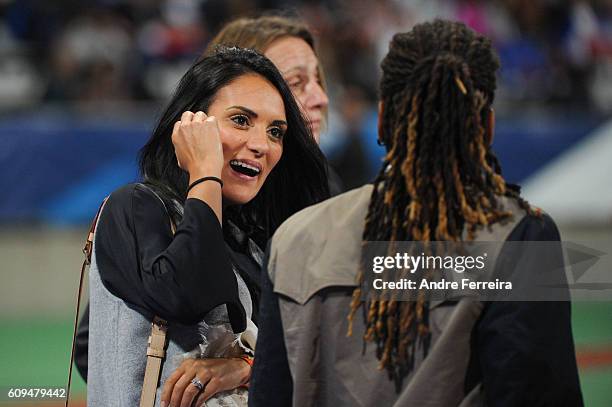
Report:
139,217,175,407
140,316,169,407
65,197,108,407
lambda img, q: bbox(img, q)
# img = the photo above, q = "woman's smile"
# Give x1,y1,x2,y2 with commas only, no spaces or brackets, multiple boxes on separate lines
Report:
228,158,263,181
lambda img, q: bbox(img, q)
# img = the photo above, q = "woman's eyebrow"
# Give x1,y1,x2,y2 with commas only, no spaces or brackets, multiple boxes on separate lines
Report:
226,105,258,117
270,120,288,127
281,66,307,76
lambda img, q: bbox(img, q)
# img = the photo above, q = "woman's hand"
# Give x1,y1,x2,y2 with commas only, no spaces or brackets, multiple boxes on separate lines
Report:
160,357,250,407
172,111,224,179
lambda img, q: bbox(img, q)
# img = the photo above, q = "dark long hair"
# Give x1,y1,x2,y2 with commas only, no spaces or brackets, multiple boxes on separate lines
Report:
139,46,329,245
347,20,532,385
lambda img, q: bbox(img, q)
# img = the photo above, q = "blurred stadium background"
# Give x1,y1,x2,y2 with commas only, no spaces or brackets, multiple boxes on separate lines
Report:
0,0,610,405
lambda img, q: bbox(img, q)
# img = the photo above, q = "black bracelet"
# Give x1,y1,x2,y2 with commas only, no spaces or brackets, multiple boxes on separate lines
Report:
187,176,223,193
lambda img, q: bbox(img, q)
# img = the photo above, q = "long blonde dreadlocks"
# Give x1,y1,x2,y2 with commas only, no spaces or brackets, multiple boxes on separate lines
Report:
347,20,532,387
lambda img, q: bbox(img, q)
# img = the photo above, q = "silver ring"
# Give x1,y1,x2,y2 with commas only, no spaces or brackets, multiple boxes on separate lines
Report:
191,377,204,391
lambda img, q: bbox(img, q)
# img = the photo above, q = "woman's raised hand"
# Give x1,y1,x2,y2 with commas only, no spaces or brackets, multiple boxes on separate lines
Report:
172,111,224,179
160,357,250,407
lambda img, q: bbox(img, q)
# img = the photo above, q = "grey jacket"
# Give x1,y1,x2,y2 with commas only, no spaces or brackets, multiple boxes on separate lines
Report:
265,185,525,406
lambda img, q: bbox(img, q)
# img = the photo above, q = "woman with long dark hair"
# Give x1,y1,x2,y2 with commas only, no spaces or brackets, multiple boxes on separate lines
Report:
86,46,329,406
72,16,338,386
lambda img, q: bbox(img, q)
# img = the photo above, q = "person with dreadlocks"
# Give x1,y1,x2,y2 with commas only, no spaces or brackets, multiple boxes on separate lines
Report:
249,19,583,407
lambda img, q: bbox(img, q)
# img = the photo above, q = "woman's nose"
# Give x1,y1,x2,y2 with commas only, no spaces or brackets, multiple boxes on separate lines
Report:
306,80,329,110
246,128,270,156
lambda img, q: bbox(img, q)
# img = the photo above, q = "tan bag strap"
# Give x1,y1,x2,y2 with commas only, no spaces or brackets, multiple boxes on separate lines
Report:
139,218,175,407
65,198,108,407
140,316,168,407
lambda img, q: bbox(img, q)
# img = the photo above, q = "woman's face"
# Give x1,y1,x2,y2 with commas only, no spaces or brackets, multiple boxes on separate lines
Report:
207,73,286,205
265,36,329,143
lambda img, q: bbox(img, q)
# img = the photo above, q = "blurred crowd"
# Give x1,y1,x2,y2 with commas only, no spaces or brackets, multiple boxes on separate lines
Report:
1,0,611,189
1,0,610,111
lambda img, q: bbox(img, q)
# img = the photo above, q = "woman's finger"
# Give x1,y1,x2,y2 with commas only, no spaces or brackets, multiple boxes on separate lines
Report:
181,111,194,123
172,120,181,134
197,378,220,403
180,376,204,407
193,111,207,122
193,391,206,407
170,373,195,407
171,121,181,143
160,366,184,404
204,116,221,144
171,121,183,167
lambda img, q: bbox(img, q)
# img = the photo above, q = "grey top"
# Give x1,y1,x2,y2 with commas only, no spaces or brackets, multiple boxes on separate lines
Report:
87,193,254,406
